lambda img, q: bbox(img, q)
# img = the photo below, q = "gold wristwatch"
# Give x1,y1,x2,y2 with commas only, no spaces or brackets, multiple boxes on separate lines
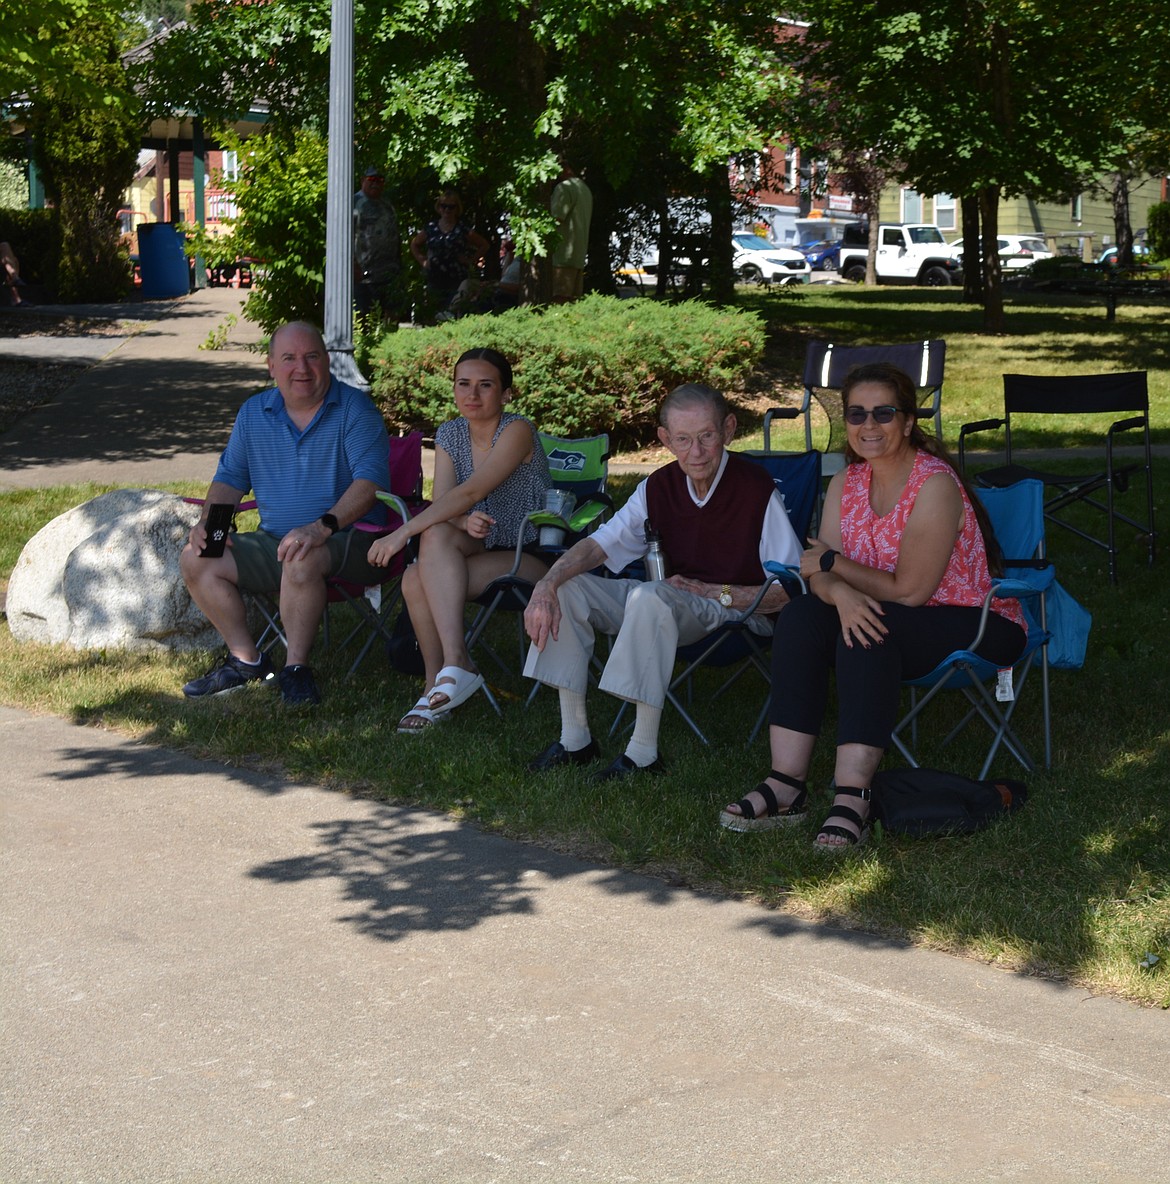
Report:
718,584,733,607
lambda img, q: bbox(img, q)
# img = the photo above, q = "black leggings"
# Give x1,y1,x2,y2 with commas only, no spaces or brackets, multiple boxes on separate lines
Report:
769,595,1027,750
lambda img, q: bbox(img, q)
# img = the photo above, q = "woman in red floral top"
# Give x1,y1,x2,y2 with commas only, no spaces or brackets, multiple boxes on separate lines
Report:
721,362,1026,848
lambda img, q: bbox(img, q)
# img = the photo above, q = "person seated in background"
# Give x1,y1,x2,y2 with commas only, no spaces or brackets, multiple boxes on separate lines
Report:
435,237,522,322
522,383,802,782
179,321,389,707
720,362,1027,847
1,242,30,307
368,347,550,731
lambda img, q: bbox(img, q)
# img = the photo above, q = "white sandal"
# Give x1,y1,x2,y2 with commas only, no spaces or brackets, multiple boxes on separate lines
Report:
427,665,485,715
397,695,445,734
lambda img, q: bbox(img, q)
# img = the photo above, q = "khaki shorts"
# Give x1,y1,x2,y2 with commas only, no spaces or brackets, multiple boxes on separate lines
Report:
230,529,382,593
551,266,584,301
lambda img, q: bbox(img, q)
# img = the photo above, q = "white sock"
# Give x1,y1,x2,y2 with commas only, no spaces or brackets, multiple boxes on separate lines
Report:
625,703,662,767
558,688,592,752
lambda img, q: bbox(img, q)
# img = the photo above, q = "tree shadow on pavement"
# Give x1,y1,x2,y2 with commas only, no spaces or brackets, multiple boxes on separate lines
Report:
0,353,266,471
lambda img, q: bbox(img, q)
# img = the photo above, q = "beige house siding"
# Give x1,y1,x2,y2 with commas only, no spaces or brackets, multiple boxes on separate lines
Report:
878,175,1165,256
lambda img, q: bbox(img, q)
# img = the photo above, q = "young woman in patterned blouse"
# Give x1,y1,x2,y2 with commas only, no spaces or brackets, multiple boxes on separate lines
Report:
368,348,550,731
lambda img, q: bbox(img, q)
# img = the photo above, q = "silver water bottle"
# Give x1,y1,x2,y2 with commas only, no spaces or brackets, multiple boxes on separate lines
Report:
643,519,668,581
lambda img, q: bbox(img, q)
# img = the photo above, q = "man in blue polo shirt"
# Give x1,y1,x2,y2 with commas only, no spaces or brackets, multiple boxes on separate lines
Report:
180,321,389,705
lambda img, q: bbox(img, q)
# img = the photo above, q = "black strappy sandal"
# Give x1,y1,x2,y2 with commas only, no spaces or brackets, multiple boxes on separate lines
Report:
814,786,872,850
719,770,808,832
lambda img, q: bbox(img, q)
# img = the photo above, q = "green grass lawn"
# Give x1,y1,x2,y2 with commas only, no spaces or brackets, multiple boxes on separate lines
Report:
733,285,1170,454
1,287,1167,1007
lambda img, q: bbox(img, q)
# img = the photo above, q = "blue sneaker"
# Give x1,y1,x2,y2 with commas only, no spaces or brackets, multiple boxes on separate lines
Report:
278,663,321,706
182,652,276,698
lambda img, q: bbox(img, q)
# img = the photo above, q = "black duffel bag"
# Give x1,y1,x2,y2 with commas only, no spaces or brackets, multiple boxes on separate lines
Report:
871,767,1027,837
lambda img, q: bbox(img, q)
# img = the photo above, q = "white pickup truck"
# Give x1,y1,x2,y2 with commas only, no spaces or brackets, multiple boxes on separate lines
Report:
837,222,964,286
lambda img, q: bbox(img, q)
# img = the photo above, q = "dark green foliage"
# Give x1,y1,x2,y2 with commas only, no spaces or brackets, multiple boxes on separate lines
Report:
0,209,60,290
1027,255,1100,282
1146,202,1170,261
361,295,765,442
25,14,140,303
187,128,328,335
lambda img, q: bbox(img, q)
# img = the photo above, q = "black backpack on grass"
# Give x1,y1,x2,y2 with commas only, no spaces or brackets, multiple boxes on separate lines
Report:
871,768,1027,837
385,605,425,677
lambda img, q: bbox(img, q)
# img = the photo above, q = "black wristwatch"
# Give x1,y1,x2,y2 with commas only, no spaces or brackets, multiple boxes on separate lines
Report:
819,549,838,573
320,513,340,535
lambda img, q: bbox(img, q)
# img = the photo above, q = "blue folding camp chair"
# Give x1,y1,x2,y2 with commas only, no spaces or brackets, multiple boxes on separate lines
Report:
889,479,1073,778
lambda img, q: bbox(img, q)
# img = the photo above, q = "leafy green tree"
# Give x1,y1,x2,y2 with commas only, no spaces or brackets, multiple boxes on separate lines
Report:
137,0,792,311
25,13,141,301
784,0,1170,330
188,126,329,334
1147,202,1170,261
0,160,29,210
7,0,150,106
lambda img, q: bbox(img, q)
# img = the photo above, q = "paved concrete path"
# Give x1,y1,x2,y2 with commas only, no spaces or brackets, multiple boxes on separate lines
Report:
3,704,1167,1184
0,288,266,491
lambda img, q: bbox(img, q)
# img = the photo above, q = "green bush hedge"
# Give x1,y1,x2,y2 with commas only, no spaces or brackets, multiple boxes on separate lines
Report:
361,294,765,442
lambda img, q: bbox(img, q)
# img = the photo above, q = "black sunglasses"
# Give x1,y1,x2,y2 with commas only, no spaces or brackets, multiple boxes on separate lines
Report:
438,202,458,210
845,404,900,425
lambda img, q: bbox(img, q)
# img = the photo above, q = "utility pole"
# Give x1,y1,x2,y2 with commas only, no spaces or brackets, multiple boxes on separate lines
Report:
322,0,367,390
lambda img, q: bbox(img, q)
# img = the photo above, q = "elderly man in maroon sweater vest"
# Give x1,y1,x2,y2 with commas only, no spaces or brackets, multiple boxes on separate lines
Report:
523,384,802,780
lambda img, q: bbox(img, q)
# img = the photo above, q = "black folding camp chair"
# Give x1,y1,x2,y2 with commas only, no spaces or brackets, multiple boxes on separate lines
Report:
759,340,947,482
959,371,1154,584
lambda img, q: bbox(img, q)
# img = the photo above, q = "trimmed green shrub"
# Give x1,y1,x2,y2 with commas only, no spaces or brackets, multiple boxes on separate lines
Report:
1146,201,1170,262
362,294,765,442
1027,254,1094,281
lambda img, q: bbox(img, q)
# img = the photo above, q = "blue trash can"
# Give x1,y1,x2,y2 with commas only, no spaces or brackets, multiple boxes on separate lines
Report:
137,222,190,298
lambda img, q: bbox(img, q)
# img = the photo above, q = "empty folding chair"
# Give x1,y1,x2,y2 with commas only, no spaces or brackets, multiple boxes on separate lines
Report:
958,371,1154,584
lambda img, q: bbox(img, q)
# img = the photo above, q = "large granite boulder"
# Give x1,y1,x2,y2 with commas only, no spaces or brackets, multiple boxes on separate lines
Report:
7,489,224,652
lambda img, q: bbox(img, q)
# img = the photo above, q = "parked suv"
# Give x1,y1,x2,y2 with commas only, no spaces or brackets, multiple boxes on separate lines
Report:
838,222,963,286
950,234,1054,269
732,234,811,285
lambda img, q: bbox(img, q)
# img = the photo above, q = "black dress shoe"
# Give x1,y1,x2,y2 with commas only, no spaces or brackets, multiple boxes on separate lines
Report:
526,739,601,773
592,753,667,783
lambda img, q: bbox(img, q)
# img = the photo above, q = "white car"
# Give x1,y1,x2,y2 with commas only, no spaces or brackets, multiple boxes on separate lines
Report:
732,233,812,284
949,234,1054,269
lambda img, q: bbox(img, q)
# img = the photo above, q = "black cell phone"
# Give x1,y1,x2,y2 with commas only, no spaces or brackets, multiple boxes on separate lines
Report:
200,502,235,558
